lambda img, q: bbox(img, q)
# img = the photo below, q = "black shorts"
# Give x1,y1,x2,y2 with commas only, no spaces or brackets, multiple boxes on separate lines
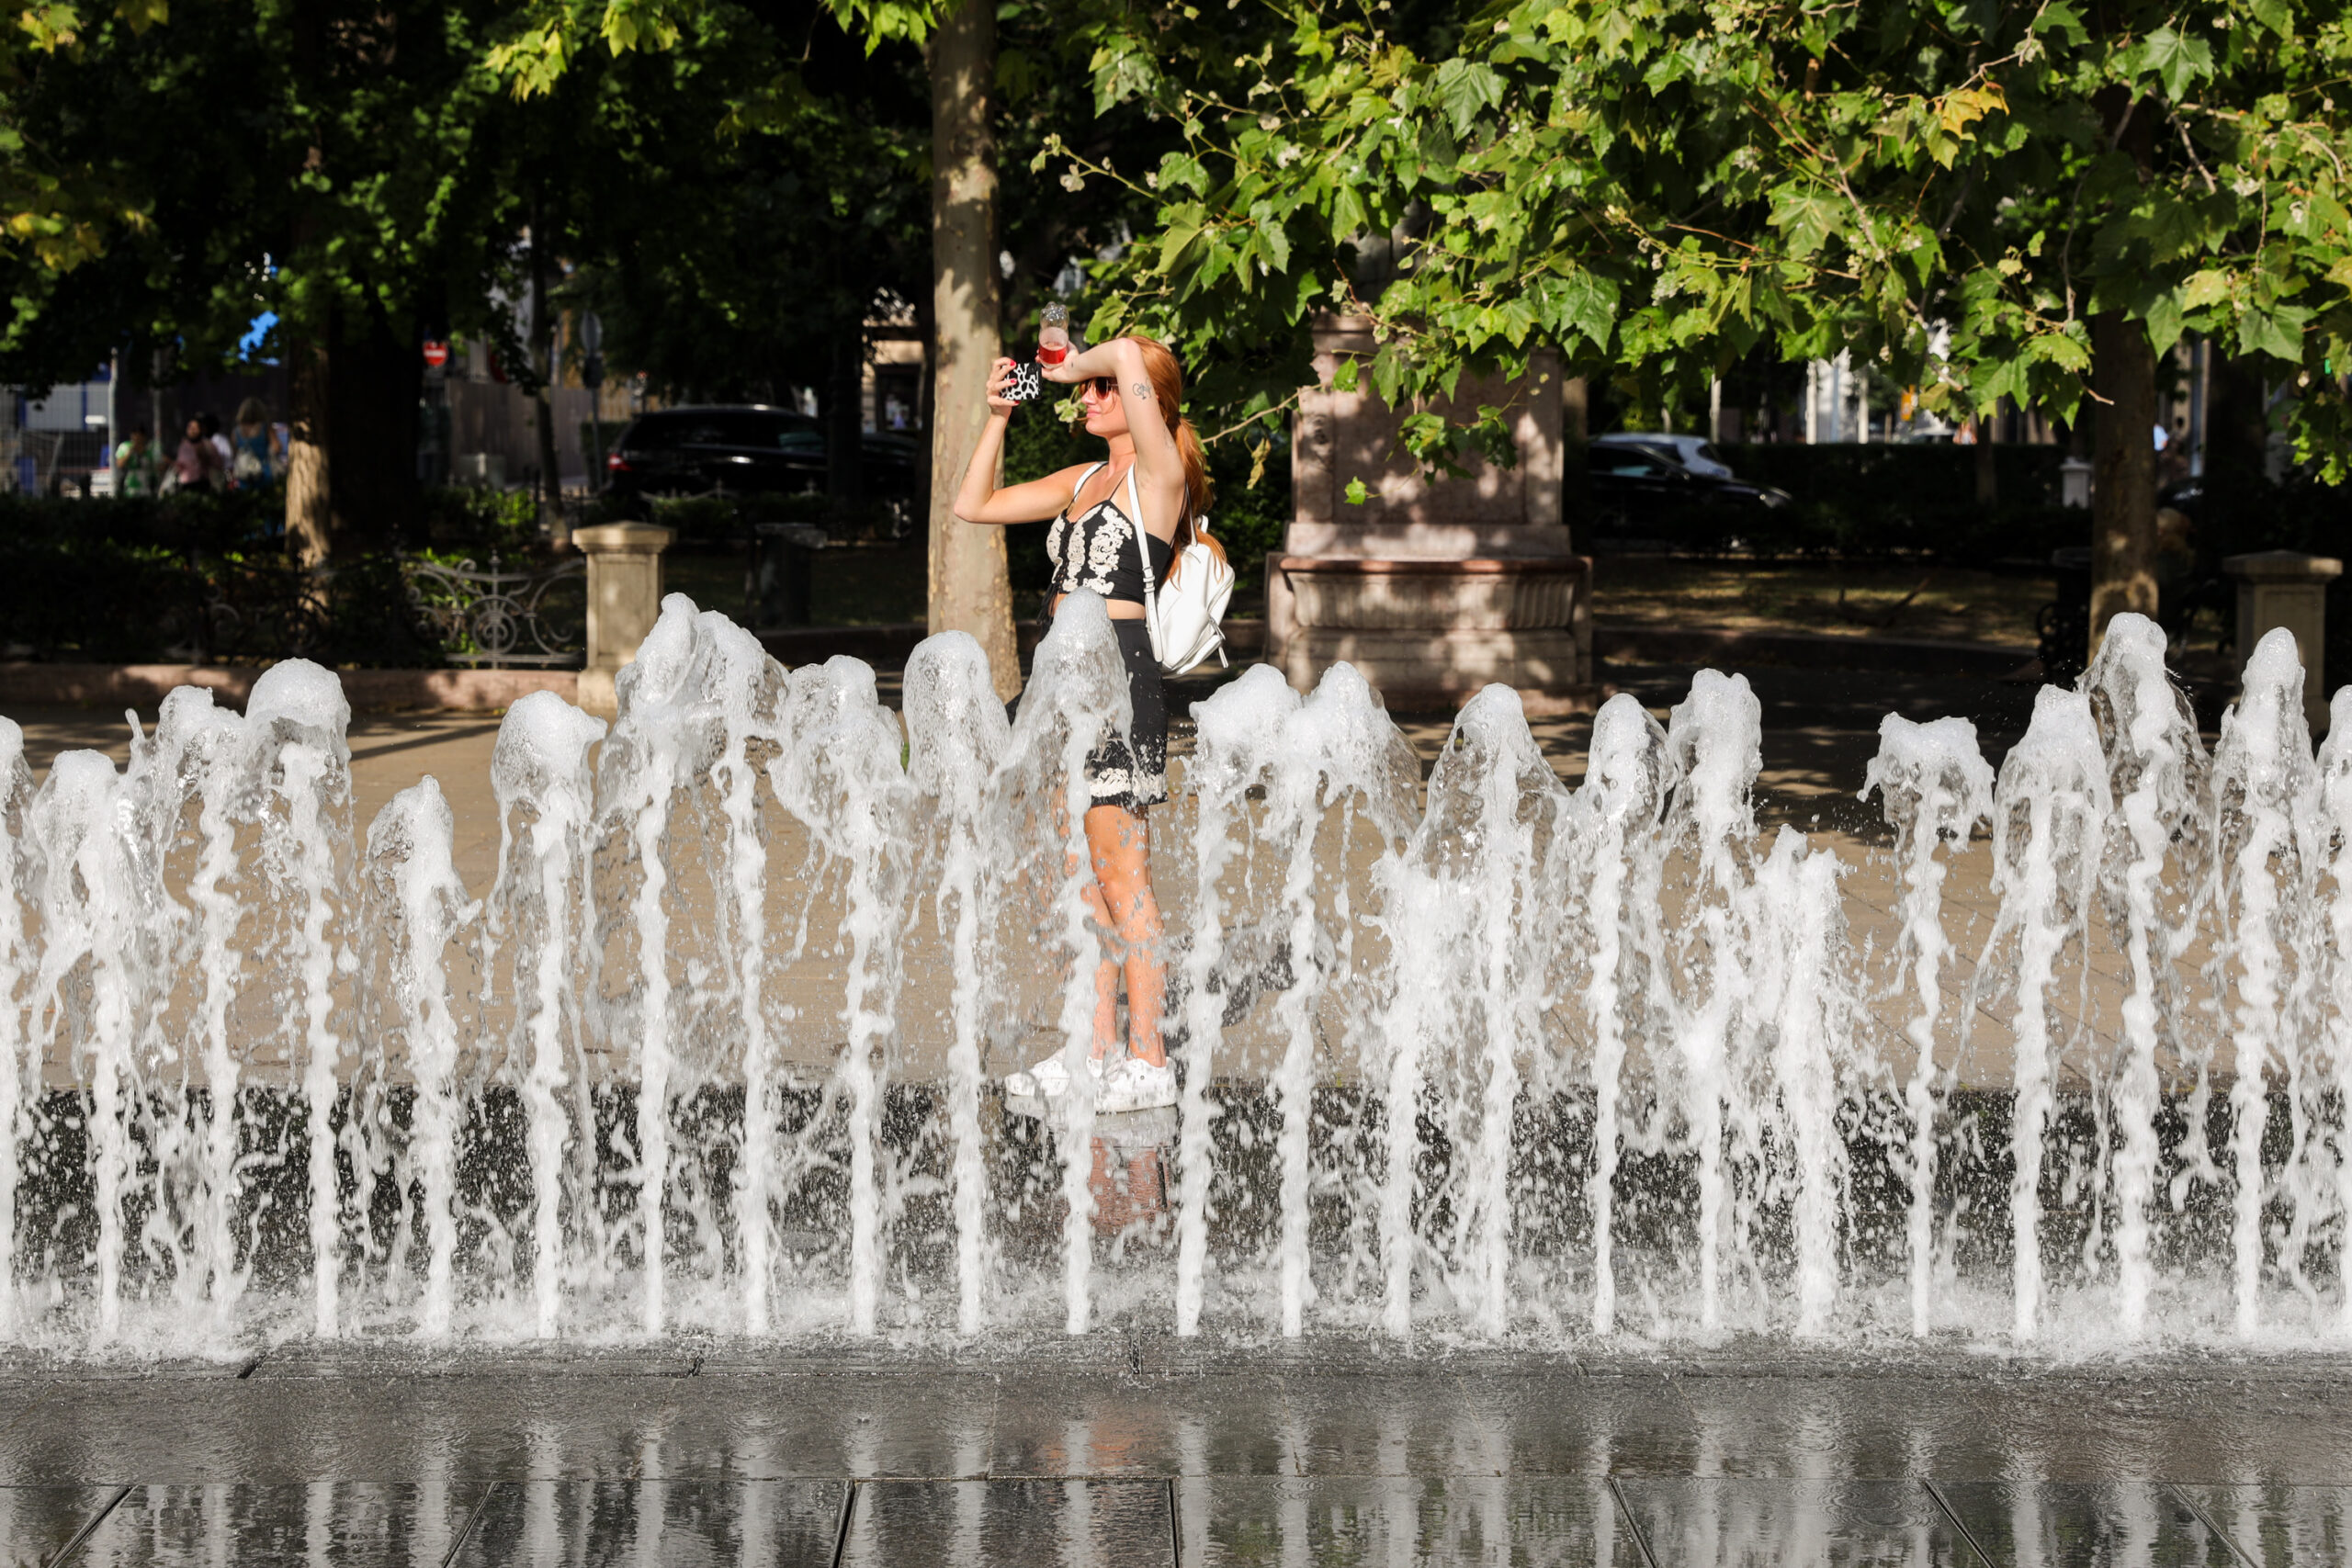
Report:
1086,617,1167,812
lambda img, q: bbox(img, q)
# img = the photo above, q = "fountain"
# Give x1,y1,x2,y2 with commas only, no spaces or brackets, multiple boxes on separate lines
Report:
2,597,2349,1356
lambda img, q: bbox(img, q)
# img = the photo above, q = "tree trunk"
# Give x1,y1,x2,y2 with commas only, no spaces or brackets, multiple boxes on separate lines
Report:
148,344,177,471
286,333,333,566
289,302,423,566
2205,352,2272,483
328,301,423,554
1973,400,1998,505
927,0,1019,700
2086,84,2159,660
2088,310,2159,653
531,220,561,528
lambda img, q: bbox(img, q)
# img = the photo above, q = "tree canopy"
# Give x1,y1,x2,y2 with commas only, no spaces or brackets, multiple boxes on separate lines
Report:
1062,0,2352,477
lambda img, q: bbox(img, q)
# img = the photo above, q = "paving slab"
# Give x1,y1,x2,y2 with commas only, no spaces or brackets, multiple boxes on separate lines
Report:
1932,1481,2245,1567
0,1485,123,1565
989,1374,1290,1478
1177,1475,1627,1566
1662,1376,2019,1481
0,1375,668,1485
626,1374,1002,1480
1615,1477,1981,1566
1452,1373,1703,1477
1963,1377,2352,1484
449,1479,846,1567
1279,1374,1487,1477
839,1477,1173,1566
67,1483,488,1567
2169,1484,2352,1568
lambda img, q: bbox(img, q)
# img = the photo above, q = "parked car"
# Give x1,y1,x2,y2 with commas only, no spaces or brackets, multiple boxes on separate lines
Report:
603,406,917,507
1586,446,1789,545
1591,431,1734,478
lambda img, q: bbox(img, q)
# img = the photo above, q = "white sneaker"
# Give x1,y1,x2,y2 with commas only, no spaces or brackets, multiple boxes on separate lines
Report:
1097,1057,1178,1114
1005,1052,1102,1100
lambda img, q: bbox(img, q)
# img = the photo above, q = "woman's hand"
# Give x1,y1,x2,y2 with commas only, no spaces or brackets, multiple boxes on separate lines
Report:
986,356,1021,414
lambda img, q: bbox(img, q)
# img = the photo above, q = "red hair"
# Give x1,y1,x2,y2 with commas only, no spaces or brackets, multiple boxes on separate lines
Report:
1125,334,1227,572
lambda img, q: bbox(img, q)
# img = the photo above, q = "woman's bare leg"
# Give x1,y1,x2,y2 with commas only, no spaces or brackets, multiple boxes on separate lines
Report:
1084,803,1166,1067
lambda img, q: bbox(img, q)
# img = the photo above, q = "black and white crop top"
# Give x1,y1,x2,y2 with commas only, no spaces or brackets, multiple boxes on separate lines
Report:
1046,462,1174,604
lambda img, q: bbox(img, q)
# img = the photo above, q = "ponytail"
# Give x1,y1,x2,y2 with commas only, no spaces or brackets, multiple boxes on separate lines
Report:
1129,333,1228,575
1172,416,1225,568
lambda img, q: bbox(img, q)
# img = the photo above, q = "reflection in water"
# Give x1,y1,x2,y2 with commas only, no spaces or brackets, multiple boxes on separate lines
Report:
2,1462,2347,1563
1090,1109,1176,1246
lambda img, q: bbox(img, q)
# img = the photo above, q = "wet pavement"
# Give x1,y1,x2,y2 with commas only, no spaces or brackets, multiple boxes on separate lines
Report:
2,1345,2349,1562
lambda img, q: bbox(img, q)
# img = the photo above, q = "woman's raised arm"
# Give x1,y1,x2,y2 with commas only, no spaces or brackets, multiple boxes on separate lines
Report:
1042,338,1185,541
953,356,1087,525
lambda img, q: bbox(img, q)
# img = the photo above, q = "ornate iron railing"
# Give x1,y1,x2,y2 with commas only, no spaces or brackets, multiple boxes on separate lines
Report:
397,551,586,668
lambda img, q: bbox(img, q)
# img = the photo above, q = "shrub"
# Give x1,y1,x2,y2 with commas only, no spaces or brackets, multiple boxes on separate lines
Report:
421,487,542,555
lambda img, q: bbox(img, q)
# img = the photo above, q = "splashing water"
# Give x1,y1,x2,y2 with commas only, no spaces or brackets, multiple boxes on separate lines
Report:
0,607,2347,1355
1861,714,1995,1337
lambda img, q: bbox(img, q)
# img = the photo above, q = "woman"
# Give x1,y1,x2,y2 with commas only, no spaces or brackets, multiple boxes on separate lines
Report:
167,414,223,493
951,332,1224,1115
230,397,276,490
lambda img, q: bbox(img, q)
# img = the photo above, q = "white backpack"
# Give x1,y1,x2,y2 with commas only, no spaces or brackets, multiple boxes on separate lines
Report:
1115,467,1234,674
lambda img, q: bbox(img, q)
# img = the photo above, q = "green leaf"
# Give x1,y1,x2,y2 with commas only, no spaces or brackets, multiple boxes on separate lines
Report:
1429,59,1504,138
2126,27,2213,102
1555,270,1620,353
1769,186,1840,259
2240,304,2310,363
1342,478,1369,505
2180,270,2233,311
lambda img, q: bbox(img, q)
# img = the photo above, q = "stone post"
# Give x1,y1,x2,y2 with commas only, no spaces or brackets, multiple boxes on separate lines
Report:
1272,315,1593,714
572,521,674,715
2223,549,2341,731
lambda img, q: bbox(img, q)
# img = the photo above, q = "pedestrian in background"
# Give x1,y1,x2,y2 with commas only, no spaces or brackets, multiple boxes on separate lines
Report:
166,414,223,492
112,427,161,497
201,411,232,476
231,398,277,489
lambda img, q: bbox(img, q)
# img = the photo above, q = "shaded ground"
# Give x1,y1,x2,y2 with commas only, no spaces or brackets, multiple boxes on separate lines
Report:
1592,557,2052,648
662,547,2064,649
664,543,932,628
0,1344,2345,1562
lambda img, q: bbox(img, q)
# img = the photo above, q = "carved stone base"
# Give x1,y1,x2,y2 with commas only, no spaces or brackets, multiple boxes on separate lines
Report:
1280,625,1597,715
1269,554,1595,713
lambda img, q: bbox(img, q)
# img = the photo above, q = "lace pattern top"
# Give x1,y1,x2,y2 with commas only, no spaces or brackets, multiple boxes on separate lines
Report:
1046,462,1174,604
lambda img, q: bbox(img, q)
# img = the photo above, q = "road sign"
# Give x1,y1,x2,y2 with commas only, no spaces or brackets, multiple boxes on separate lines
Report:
422,340,450,369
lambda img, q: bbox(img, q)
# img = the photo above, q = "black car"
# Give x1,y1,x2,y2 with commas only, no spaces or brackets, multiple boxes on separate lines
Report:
603,406,917,506
1586,446,1789,545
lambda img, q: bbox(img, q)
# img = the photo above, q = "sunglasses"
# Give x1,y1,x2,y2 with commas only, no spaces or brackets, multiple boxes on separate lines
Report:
1081,377,1118,399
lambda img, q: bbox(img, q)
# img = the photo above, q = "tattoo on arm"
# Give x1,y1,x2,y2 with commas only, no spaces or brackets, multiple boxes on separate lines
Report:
1129,380,1153,401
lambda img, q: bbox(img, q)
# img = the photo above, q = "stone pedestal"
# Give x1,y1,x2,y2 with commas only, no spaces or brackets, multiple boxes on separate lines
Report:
2224,549,2341,731
1268,316,1593,713
572,522,674,715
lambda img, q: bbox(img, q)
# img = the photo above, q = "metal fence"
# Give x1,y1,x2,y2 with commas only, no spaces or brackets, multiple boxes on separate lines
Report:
396,552,586,667
0,430,62,496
